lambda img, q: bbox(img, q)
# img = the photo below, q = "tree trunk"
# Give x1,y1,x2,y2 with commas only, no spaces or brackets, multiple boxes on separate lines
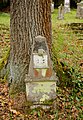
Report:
10,0,52,92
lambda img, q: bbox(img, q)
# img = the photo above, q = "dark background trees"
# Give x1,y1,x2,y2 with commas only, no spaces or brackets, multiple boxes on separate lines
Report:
0,0,10,12
0,0,82,12
53,0,81,8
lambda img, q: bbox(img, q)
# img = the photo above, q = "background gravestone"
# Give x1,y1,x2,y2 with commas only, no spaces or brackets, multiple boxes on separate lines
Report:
64,0,70,13
76,1,83,19
51,2,54,13
57,4,64,20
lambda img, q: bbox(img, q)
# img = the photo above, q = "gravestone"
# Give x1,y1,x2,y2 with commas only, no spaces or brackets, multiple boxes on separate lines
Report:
76,1,83,19
51,3,54,13
25,35,58,109
64,0,70,13
57,4,64,20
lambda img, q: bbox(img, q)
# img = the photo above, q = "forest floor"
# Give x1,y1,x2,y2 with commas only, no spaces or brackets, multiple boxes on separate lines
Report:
0,80,82,120
0,9,83,119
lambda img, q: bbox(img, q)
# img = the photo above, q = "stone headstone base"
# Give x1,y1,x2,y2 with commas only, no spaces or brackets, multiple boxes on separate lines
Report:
25,80,56,109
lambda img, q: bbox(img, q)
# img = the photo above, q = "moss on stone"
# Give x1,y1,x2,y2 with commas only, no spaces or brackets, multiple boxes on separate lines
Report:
32,82,55,94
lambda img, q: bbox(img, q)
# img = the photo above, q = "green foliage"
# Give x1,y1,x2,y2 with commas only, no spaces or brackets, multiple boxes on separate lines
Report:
52,9,83,119
0,48,10,71
0,13,10,27
52,9,83,26
0,14,10,78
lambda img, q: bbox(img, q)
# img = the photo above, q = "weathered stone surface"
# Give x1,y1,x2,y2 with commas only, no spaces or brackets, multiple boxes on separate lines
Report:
64,0,70,13
26,81,56,104
76,1,83,19
51,3,54,13
25,36,58,108
27,35,55,78
57,4,64,20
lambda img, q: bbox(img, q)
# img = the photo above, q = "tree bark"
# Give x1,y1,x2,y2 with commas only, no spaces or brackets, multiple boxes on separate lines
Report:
10,0,52,91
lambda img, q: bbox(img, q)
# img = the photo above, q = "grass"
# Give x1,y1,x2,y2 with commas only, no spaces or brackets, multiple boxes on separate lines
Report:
0,12,10,27
52,9,83,82
52,9,83,119
0,12,10,77
52,9,83,26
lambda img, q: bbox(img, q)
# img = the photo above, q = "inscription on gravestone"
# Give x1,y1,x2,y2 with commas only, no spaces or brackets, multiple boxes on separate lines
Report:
33,39,48,69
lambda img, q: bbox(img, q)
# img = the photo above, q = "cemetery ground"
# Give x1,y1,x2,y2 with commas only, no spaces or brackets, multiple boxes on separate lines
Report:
0,9,83,119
